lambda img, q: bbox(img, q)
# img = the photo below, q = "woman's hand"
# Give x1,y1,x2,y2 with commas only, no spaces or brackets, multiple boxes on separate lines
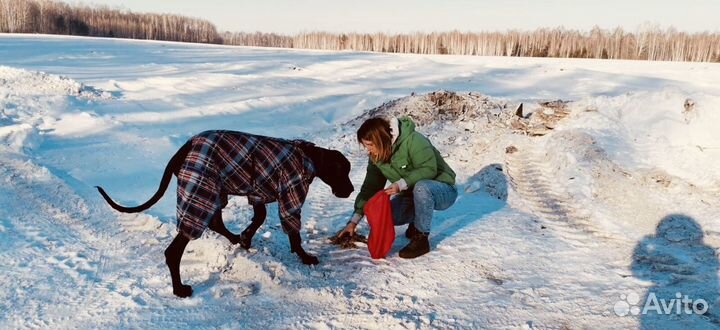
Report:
339,222,357,238
384,182,400,195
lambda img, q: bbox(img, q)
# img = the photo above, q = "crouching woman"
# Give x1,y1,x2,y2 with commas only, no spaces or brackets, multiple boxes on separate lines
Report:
339,116,457,258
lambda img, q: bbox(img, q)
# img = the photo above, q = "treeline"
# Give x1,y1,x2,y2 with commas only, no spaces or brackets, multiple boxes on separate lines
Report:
0,0,220,43
221,31,292,48
224,28,720,62
2,0,719,62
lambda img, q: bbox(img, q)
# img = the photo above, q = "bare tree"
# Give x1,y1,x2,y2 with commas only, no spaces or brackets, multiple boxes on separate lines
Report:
0,0,222,43
1,0,718,62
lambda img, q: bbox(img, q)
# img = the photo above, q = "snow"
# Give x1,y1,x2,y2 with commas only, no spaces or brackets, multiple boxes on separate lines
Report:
1,33,719,329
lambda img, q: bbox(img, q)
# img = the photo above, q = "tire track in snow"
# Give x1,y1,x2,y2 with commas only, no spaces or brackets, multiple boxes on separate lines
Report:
0,157,132,328
505,146,621,248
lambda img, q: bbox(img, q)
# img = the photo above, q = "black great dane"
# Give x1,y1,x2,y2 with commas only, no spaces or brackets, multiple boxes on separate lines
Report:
96,130,354,297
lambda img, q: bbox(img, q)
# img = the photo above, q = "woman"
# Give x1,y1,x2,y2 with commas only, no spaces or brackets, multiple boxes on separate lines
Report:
339,116,457,258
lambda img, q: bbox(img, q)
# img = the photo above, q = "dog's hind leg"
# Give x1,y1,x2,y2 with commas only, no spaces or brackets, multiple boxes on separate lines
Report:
208,210,242,244
164,234,193,297
239,203,267,249
289,232,319,265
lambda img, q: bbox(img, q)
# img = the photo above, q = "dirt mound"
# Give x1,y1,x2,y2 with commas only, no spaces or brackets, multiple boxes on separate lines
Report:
347,90,571,136
348,90,505,126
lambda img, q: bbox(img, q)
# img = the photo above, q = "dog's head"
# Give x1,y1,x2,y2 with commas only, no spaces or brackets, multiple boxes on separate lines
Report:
299,143,354,198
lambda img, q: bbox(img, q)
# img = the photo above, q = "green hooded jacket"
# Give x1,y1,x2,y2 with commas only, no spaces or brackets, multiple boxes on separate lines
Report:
353,117,456,216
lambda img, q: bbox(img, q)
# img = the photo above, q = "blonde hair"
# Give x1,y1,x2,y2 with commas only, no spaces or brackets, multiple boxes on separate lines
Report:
357,117,392,163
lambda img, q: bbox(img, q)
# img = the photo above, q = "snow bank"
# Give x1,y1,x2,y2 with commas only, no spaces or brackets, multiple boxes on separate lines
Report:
565,88,720,192
0,66,114,151
0,66,110,98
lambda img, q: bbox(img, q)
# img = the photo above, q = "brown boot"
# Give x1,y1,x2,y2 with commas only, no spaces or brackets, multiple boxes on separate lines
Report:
399,232,430,259
405,223,418,239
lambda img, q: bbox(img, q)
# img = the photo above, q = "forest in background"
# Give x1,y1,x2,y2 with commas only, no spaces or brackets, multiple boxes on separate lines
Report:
0,0,220,43
2,0,719,62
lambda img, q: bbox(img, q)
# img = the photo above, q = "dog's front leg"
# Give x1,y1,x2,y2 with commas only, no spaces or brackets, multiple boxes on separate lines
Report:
239,203,267,249
164,234,193,297
289,232,319,265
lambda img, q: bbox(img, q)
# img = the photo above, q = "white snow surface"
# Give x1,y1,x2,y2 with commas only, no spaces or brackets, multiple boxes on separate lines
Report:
1,34,719,329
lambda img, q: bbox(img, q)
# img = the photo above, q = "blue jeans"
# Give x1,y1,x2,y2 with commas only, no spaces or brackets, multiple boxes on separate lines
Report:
391,180,458,234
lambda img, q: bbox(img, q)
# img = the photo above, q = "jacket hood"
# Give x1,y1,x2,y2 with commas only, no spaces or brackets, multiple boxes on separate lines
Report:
393,117,416,149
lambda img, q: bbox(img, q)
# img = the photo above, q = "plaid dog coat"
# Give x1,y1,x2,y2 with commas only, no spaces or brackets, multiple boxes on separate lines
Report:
176,130,315,239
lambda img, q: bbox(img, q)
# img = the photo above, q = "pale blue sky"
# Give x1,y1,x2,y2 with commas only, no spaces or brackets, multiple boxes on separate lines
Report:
77,0,720,33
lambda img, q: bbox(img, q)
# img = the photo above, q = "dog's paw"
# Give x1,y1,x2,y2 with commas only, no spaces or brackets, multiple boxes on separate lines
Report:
173,284,193,298
226,233,243,245
300,254,319,265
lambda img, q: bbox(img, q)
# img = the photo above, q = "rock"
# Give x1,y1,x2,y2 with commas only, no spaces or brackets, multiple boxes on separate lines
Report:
683,98,696,124
683,98,695,113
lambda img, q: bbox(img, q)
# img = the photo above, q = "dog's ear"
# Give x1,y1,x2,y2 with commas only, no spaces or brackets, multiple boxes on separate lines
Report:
296,142,324,169
295,140,318,159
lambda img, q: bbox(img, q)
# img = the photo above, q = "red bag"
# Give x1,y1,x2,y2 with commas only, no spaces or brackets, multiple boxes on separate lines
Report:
364,191,395,259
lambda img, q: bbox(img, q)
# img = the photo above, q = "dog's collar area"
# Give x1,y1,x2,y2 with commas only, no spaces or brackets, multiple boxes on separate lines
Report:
294,142,319,179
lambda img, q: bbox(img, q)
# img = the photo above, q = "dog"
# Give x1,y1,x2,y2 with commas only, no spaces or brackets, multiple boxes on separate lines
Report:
96,130,354,297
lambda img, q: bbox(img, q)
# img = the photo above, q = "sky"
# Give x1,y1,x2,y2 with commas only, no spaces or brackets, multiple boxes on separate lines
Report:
75,0,720,34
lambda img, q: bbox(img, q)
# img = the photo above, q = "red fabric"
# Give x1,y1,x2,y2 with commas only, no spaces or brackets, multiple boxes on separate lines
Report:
364,191,395,259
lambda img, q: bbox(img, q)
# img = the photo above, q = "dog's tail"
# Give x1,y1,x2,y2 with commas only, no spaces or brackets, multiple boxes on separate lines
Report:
96,140,192,213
